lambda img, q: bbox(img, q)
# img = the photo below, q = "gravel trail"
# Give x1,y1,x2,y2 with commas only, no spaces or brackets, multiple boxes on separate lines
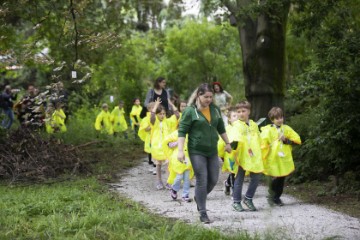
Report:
112,159,360,240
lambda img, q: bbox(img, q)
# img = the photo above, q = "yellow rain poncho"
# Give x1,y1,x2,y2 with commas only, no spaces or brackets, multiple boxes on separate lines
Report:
111,106,128,133
150,117,170,161
261,124,301,177
95,110,113,135
219,120,242,174
234,120,264,173
163,130,194,179
129,105,142,130
138,112,152,153
52,109,67,132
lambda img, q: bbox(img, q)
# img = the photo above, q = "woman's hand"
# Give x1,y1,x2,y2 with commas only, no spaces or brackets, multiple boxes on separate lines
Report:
225,143,232,153
177,150,185,162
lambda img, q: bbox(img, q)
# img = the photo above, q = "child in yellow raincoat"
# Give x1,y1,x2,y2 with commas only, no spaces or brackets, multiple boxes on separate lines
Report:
261,107,301,206
53,102,67,133
95,103,113,135
231,101,263,212
150,98,171,190
218,108,241,196
111,100,128,138
129,98,142,138
164,100,185,188
138,102,156,173
163,130,194,202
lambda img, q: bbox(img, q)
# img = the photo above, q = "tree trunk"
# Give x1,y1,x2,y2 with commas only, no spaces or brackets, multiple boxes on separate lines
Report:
233,3,290,121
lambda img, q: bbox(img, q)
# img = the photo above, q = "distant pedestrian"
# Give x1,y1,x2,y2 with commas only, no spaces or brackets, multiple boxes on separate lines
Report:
111,100,128,138
0,85,18,129
130,98,142,138
95,103,113,135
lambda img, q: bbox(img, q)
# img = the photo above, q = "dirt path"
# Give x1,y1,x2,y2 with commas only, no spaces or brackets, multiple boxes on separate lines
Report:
112,158,360,240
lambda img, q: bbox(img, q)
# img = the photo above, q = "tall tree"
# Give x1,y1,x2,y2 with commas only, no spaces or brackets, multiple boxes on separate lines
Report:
206,0,291,120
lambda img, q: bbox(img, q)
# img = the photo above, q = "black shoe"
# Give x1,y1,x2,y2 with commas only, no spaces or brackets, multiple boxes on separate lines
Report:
199,212,211,224
273,198,284,206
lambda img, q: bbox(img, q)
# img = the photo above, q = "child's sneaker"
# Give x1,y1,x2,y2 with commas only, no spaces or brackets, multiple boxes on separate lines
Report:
170,189,177,200
152,169,157,175
224,180,231,195
242,197,257,211
156,183,164,190
232,202,244,212
182,195,192,202
165,183,172,190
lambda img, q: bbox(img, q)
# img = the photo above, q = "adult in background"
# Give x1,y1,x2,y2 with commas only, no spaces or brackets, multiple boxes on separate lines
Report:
0,85,19,129
212,81,233,126
177,83,232,224
143,77,171,114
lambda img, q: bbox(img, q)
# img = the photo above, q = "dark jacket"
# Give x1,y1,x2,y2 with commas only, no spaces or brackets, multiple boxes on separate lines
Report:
0,92,16,109
178,103,226,157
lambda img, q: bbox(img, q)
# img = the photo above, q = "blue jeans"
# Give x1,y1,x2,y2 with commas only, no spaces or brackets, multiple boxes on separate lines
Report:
172,170,190,197
1,108,14,129
190,154,219,214
233,167,260,202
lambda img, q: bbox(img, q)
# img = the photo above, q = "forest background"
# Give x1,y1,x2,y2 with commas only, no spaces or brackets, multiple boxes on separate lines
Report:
0,0,359,238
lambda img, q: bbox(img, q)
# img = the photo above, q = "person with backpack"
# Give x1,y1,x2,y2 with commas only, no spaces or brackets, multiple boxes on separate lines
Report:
0,85,19,129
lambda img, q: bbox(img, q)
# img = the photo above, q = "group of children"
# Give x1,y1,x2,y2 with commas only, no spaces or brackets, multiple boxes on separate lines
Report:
137,97,193,203
219,101,301,211
94,101,129,137
95,96,301,212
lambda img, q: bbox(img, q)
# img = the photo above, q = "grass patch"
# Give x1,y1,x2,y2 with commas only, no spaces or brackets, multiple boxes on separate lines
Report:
0,177,254,240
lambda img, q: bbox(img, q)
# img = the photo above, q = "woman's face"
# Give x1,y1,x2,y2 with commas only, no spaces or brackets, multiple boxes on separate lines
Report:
159,80,166,89
198,91,213,108
213,84,220,93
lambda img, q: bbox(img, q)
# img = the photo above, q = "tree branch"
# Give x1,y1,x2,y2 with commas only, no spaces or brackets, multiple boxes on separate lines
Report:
70,0,79,69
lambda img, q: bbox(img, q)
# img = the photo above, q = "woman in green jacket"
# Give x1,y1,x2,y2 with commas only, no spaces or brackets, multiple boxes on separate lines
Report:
177,83,231,224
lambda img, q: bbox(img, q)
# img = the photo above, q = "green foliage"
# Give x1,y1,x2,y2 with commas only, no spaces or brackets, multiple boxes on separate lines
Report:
163,19,244,100
286,0,360,187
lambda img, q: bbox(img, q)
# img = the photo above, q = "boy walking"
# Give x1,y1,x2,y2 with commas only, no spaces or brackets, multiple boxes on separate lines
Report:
232,101,264,212
261,107,301,206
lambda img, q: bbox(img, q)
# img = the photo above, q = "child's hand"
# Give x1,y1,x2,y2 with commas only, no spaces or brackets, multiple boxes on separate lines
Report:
145,126,151,131
279,135,286,141
155,97,162,105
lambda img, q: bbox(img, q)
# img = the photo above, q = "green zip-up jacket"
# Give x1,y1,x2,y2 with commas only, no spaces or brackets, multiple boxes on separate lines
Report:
178,103,226,157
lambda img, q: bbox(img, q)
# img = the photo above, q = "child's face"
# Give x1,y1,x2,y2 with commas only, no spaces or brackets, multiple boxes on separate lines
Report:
229,111,238,123
103,107,108,112
237,108,250,122
134,99,140,105
272,117,284,127
157,110,166,121
119,103,124,108
179,102,187,112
